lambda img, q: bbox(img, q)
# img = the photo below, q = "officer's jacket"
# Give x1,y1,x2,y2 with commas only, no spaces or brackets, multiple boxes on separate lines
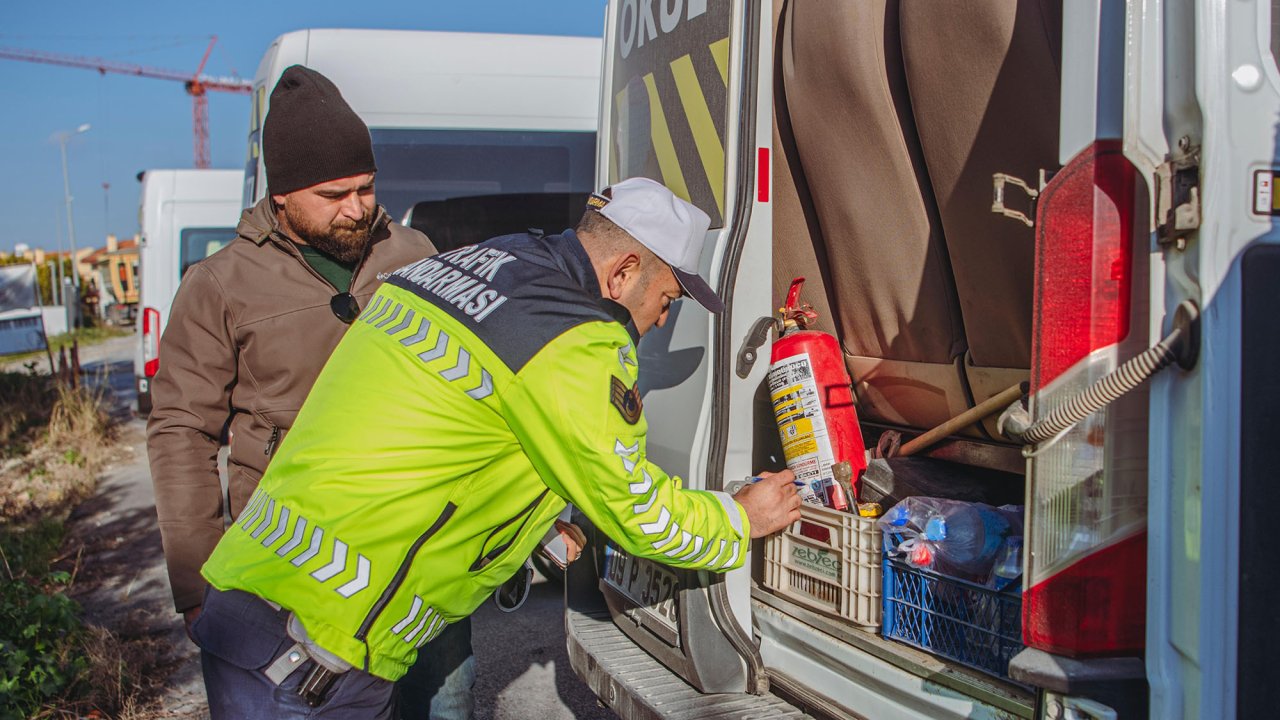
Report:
201,229,750,681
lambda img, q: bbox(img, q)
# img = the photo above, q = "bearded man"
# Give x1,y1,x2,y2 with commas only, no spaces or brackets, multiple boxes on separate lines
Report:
146,66,470,717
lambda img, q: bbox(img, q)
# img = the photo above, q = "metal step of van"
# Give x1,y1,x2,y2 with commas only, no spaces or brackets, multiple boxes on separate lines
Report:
566,608,810,720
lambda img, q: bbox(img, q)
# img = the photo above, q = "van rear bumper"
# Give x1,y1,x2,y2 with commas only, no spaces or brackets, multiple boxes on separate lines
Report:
1008,647,1147,718
566,607,808,720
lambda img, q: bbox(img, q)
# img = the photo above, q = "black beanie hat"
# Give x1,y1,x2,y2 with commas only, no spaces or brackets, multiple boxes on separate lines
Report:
263,65,377,195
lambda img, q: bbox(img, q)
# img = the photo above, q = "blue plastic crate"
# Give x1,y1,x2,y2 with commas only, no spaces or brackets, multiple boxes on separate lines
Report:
881,556,1025,682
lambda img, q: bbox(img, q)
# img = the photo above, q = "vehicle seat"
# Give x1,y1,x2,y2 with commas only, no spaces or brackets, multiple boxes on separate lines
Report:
405,192,590,253
773,0,1061,440
899,0,1061,434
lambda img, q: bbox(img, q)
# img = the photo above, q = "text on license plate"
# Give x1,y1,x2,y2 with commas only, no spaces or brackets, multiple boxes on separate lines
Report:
603,546,678,630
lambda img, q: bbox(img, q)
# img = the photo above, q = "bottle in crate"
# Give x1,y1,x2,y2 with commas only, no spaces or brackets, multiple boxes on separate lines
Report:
880,497,1023,587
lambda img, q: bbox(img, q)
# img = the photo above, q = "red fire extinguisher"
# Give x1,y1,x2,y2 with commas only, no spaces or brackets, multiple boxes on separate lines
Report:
767,278,867,509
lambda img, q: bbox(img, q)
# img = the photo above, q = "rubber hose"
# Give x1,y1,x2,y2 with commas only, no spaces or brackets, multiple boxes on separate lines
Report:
1021,327,1183,446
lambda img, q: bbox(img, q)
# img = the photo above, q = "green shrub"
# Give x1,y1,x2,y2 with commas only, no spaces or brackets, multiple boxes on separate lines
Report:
0,578,86,718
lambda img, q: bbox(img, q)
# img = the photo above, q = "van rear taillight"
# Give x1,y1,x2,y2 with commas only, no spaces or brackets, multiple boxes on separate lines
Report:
1032,141,1134,391
142,307,160,377
1024,140,1148,657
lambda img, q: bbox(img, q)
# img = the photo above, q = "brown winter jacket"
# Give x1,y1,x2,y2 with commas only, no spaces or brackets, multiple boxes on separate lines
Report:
147,198,436,612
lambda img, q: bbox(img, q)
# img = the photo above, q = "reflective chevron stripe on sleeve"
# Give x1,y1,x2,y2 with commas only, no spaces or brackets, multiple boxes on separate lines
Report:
250,499,276,538
709,491,745,536
359,295,387,323
399,316,431,346
383,307,415,336
310,539,349,581
375,303,404,329
233,492,375,599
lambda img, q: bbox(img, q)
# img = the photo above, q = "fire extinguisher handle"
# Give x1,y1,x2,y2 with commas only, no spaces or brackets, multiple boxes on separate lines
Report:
780,277,820,328
783,277,806,313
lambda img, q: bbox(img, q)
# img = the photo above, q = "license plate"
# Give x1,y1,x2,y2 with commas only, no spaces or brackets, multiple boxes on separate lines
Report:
603,546,679,631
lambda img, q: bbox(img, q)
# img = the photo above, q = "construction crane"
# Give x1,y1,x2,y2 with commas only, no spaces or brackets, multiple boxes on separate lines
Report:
0,37,252,168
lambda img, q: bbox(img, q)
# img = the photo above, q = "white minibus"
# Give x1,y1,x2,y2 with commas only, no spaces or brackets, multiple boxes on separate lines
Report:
134,168,242,414
244,29,601,254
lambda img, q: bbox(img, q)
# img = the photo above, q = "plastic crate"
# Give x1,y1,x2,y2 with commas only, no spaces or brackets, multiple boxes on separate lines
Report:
763,503,881,628
881,556,1025,682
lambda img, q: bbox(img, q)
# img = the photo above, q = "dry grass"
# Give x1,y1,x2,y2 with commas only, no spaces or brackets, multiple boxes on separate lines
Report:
0,379,113,525
30,622,171,720
0,367,55,456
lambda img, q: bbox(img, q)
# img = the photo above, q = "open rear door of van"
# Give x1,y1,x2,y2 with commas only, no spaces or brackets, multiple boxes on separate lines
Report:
564,1,804,716
1144,1,1280,718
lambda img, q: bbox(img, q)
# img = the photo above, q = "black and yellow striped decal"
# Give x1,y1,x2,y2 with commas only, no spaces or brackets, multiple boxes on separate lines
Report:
608,0,732,228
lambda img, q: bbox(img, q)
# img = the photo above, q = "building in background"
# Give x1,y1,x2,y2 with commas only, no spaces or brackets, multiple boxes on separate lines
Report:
84,234,140,323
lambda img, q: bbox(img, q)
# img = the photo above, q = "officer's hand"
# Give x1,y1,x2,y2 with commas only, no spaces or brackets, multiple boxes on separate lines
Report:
734,470,802,538
554,520,588,564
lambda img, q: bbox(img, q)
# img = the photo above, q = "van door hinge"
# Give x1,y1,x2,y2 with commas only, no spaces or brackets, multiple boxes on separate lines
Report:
991,170,1050,228
1156,138,1201,249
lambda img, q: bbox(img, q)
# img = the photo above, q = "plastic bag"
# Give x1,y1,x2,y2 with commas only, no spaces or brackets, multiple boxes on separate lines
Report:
878,496,1024,589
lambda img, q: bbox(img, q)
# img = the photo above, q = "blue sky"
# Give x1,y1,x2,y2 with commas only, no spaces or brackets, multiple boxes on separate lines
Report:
0,0,607,252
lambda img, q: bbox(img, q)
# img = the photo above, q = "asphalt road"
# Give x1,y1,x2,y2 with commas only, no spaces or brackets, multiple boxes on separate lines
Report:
56,335,616,719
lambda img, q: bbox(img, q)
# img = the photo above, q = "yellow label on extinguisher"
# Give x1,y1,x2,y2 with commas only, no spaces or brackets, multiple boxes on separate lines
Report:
768,352,835,505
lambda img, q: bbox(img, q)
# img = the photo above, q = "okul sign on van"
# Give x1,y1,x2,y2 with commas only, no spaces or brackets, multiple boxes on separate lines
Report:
617,0,709,59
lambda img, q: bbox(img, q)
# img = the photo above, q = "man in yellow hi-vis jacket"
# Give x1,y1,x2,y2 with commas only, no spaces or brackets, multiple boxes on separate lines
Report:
193,177,803,718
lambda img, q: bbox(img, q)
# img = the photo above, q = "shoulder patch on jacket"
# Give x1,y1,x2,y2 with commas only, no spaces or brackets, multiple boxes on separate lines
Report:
609,376,643,424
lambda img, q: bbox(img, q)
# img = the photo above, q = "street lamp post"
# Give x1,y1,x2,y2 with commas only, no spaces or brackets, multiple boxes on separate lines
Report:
55,123,90,328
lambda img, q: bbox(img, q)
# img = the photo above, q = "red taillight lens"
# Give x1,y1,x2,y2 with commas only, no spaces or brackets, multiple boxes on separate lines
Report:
1024,140,1148,658
1031,140,1135,390
142,307,160,377
1023,531,1146,656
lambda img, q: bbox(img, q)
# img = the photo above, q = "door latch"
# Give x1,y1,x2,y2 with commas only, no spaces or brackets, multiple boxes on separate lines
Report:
735,316,779,378
1155,137,1200,249
991,171,1045,227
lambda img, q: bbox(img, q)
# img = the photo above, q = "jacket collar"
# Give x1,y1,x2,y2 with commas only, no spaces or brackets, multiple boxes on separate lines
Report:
556,229,600,296
556,229,641,345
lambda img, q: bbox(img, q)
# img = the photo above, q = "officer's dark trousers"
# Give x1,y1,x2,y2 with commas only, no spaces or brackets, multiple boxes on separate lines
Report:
396,617,475,720
193,587,395,719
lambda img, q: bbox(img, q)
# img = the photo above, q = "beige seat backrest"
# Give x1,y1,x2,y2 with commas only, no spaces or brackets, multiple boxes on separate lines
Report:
899,0,1061,432
772,0,1061,439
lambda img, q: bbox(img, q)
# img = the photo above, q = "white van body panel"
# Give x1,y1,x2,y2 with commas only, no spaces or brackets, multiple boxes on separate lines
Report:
714,0,777,637
137,169,243,331
133,169,243,409
248,29,603,207
755,603,1021,720
594,3,711,484
1148,1,1279,718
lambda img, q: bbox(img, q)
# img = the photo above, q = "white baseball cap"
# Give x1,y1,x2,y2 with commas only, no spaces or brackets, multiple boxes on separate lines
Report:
586,177,723,313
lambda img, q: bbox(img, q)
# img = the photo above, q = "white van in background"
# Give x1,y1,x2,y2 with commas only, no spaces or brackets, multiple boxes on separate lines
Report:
244,29,601,254
134,169,242,414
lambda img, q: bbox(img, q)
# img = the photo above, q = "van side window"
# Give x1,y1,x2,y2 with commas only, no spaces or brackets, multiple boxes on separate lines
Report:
179,227,237,279
374,128,595,252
